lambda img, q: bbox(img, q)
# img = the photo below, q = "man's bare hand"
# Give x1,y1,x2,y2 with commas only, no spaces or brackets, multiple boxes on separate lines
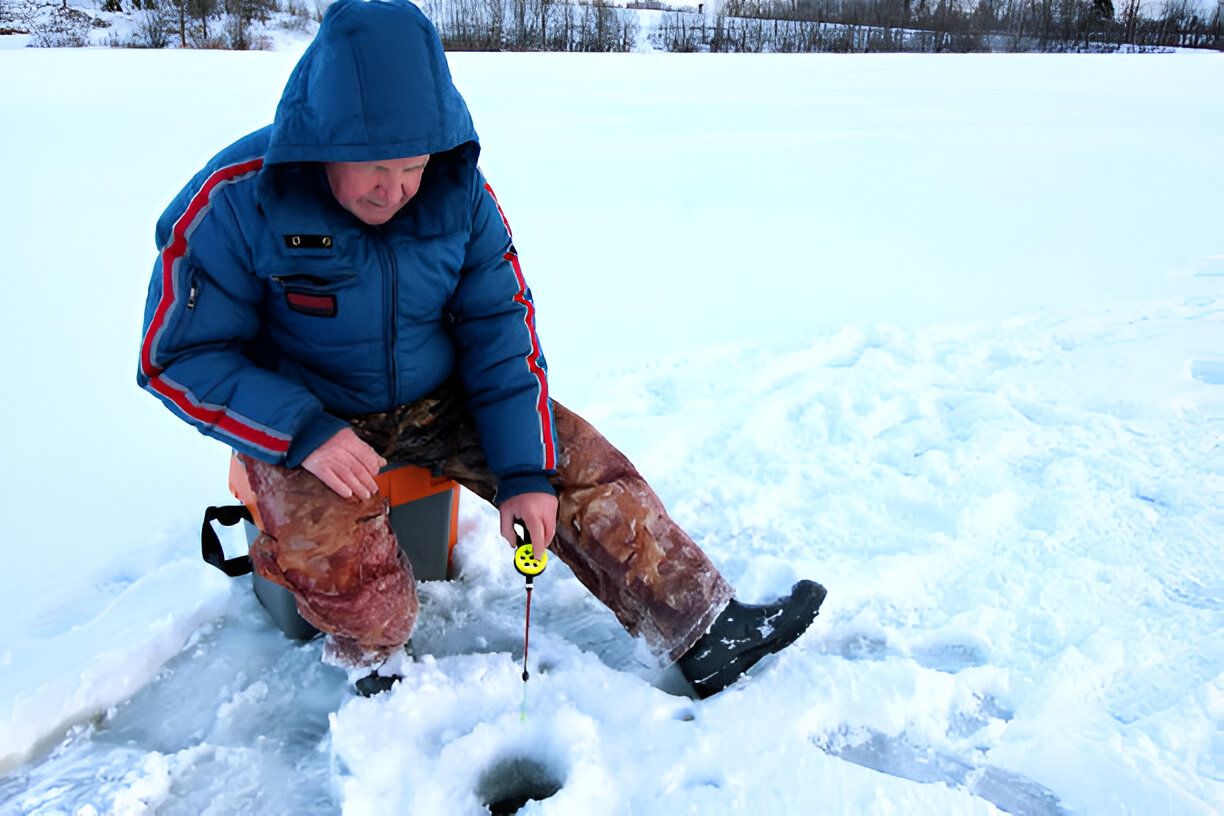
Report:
499,492,558,551
301,427,387,499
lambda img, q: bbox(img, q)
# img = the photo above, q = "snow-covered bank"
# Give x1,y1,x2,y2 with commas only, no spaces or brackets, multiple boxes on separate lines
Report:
0,49,1221,813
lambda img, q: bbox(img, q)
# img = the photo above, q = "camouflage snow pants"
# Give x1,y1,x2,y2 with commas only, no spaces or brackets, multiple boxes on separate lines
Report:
241,382,733,668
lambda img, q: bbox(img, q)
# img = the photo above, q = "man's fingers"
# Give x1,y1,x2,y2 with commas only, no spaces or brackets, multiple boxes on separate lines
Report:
337,431,383,481
310,453,377,500
344,464,376,501
339,471,370,501
338,450,377,498
526,515,549,552
315,466,354,498
325,462,370,501
302,428,378,499
500,513,538,548
498,494,559,552
500,512,551,551
350,437,386,479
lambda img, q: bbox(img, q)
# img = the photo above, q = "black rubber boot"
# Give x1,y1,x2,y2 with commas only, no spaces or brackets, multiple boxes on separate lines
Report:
677,579,827,699
352,642,414,698
354,672,401,697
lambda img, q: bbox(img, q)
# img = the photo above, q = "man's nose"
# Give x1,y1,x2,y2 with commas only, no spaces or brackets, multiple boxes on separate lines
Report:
397,177,420,201
379,179,412,203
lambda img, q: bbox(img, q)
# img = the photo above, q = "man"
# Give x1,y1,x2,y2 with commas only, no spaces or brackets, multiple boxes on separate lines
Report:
139,0,825,698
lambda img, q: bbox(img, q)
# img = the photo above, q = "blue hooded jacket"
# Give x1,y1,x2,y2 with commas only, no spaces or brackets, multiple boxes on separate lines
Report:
138,0,558,502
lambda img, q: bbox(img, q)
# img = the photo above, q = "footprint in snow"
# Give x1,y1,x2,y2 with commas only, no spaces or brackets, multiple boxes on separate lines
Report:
1190,359,1224,385
909,639,989,674
815,729,1067,816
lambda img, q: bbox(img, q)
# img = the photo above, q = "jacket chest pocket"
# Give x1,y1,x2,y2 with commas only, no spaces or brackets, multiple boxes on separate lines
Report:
270,271,356,319
264,269,381,350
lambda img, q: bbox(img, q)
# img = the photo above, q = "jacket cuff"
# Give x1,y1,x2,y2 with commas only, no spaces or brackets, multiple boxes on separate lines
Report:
493,472,558,506
285,412,351,468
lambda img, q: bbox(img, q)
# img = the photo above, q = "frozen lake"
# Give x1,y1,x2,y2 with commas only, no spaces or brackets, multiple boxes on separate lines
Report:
0,47,1221,814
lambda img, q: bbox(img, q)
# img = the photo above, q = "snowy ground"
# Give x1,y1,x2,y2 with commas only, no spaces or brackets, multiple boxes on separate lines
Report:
0,48,1221,814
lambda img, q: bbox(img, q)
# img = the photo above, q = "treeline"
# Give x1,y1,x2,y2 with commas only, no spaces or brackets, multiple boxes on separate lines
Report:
654,0,1221,52
5,0,1217,50
1,0,315,48
128,0,304,49
419,0,638,50
652,12,970,50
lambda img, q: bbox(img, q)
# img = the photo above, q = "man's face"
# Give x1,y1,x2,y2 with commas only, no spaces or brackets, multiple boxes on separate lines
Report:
324,155,430,226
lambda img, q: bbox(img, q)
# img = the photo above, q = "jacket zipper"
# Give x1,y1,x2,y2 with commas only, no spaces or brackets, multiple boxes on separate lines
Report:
374,229,399,403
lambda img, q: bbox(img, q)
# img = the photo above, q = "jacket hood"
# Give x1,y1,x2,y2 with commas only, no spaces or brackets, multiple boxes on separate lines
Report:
266,0,477,165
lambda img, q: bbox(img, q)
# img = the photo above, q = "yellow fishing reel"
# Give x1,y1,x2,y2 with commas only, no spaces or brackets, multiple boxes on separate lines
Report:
514,543,548,577
512,520,548,577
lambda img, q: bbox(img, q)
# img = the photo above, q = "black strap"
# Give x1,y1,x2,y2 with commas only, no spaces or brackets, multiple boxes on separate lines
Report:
201,505,255,577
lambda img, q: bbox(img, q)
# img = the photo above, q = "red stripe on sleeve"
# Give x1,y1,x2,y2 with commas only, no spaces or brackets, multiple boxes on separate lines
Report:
140,157,263,378
506,250,556,471
483,180,554,469
148,377,290,455
484,182,513,237
139,157,289,456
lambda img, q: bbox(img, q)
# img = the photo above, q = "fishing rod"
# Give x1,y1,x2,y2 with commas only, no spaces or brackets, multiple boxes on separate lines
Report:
513,520,548,719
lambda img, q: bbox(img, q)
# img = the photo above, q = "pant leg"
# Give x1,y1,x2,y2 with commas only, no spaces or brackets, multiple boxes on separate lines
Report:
362,384,733,664
550,404,734,664
240,454,418,669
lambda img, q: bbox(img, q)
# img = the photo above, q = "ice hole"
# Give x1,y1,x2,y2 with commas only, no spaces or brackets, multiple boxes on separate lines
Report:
476,756,566,815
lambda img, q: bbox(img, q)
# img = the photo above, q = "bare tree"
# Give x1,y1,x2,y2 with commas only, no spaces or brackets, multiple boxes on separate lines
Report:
135,0,173,46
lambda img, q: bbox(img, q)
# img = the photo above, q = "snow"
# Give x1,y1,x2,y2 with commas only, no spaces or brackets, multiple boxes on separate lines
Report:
1,47,1222,814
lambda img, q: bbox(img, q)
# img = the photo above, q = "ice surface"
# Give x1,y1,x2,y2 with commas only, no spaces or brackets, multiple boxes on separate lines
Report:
0,586,348,814
1,48,1222,814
